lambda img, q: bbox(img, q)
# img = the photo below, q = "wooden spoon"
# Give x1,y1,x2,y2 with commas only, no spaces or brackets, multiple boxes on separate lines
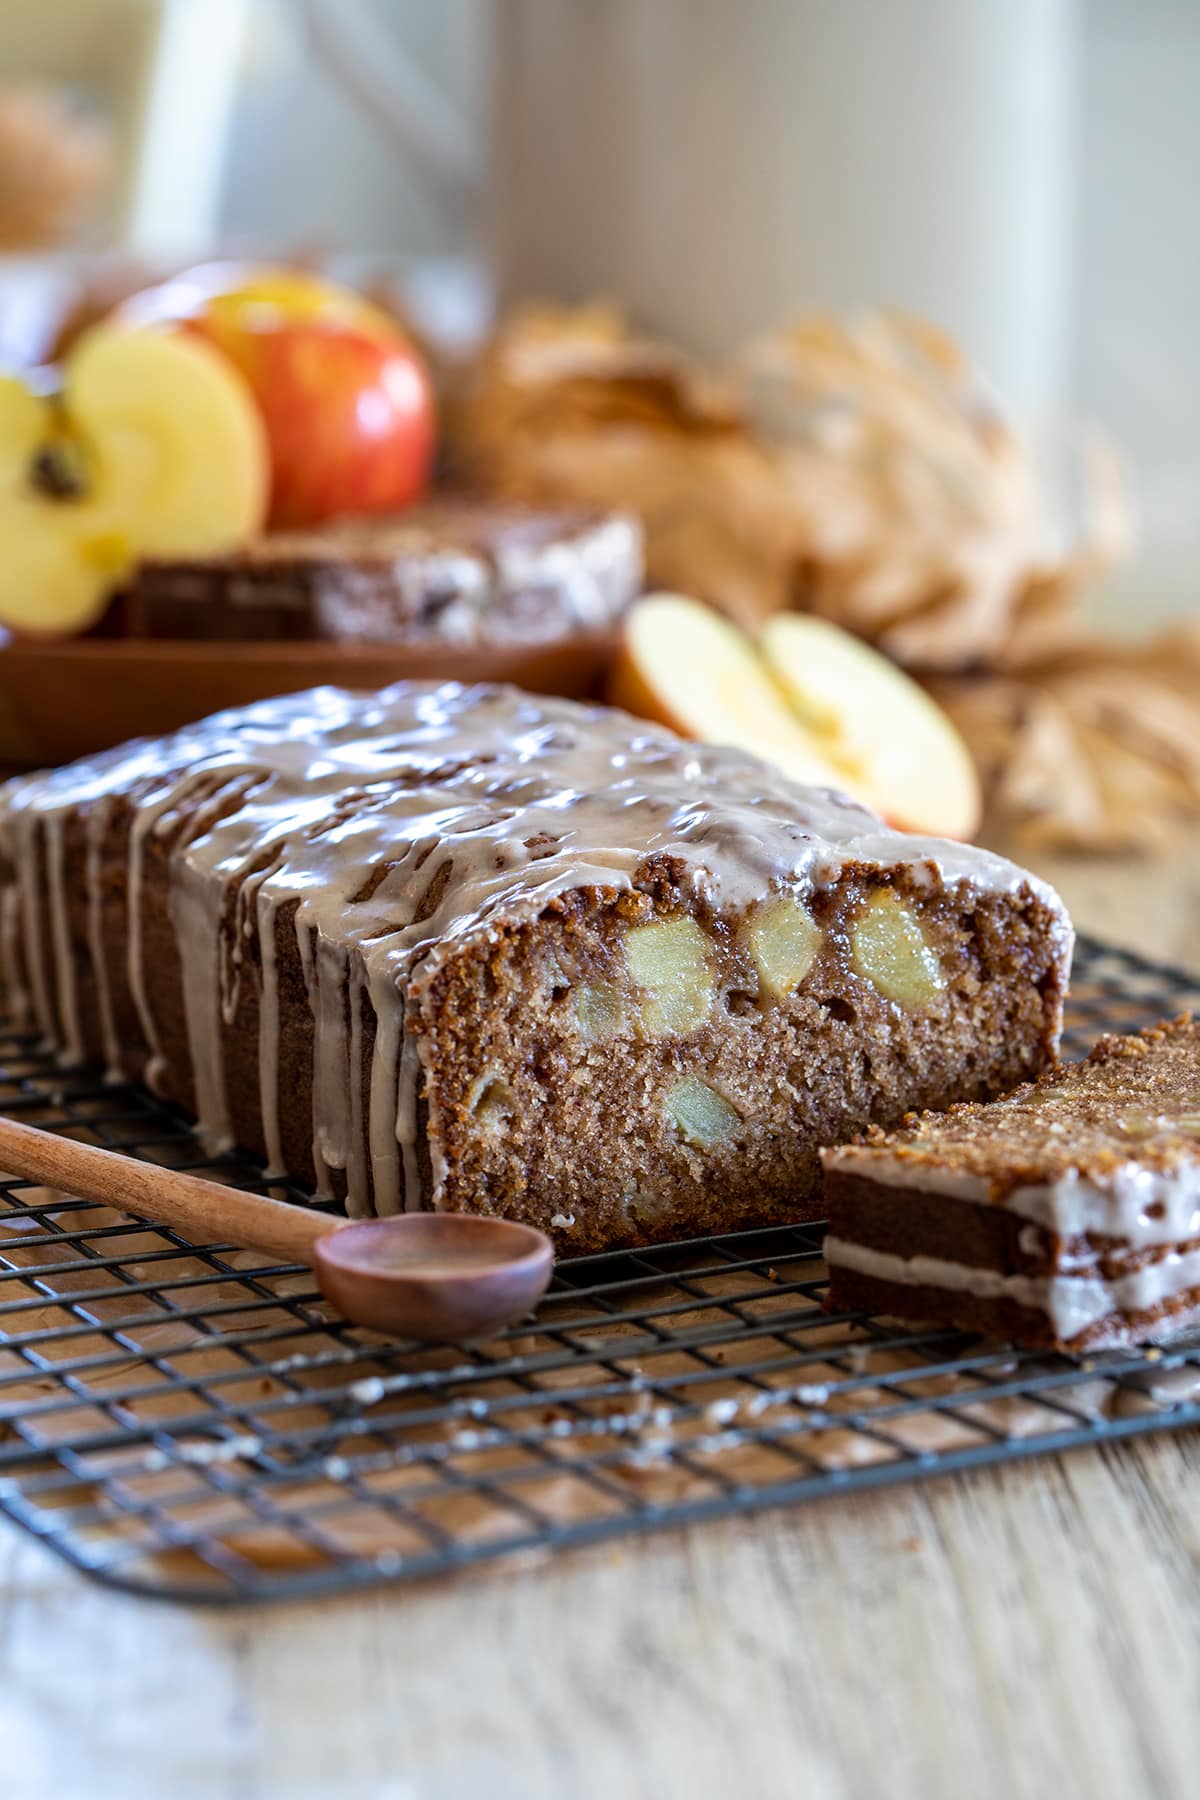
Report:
0,1115,554,1341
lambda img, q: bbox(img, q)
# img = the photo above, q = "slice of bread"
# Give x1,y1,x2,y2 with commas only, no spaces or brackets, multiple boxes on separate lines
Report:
823,1016,1200,1349
121,497,642,645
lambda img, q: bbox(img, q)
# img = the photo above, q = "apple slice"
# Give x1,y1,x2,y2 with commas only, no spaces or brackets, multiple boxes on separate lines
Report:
66,326,269,555
762,614,981,839
0,491,131,635
610,593,853,791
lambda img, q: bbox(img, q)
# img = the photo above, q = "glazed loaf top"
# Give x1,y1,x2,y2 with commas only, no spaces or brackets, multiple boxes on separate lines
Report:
0,682,1072,1215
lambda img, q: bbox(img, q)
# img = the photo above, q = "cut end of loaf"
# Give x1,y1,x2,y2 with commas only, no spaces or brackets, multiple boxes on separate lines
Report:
416,862,1068,1252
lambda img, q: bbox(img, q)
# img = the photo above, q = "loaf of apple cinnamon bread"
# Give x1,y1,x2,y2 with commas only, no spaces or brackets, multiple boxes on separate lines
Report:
0,683,1072,1250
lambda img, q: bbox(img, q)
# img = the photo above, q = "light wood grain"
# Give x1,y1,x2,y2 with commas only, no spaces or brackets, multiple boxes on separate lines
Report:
2,848,1198,1800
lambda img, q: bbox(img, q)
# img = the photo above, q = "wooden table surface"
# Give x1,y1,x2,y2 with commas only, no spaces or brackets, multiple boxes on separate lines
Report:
5,843,1200,1800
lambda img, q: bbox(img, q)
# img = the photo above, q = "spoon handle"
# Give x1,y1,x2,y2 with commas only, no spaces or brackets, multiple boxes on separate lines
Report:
0,1114,337,1266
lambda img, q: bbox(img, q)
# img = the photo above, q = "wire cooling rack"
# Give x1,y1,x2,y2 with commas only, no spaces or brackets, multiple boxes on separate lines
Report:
1,934,1200,1605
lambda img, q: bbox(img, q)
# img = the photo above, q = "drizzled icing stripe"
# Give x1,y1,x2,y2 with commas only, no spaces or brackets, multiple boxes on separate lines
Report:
15,813,55,1045
84,800,121,1078
44,811,83,1066
254,880,285,1179
171,851,234,1154
0,681,1072,1215
823,1234,1200,1343
126,771,217,1093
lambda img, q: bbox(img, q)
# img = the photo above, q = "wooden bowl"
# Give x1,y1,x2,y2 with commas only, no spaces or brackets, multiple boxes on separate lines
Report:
0,631,618,766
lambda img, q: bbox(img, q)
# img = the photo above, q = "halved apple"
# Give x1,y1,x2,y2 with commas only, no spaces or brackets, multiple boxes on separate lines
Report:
762,614,981,839
0,326,269,636
0,488,132,637
610,593,852,791
66,327,269,557
0,375,46,488
0,373,135,635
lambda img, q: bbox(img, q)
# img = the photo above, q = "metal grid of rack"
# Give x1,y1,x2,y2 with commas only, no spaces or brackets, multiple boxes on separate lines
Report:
0,934,1198,1604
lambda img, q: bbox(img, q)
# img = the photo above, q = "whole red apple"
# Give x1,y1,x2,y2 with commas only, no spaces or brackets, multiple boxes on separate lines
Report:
207,320,436,528
115,265,436,528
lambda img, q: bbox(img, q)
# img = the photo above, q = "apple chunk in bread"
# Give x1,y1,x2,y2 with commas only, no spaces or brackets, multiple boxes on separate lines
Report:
0,327,268,636
665,1077,742,1149
625,916,715,1034
741,896,821,998
610,593,850,791
851,891,947,1009
761,614,981,839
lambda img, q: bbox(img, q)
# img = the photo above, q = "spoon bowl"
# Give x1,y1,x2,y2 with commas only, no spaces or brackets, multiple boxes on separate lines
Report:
314,1212,555,1340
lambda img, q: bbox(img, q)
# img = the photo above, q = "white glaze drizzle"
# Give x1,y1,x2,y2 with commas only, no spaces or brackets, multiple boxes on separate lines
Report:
254,879,285,1178
0,681,1071,1214
126,770,219,1094
170,851,234,1154
43,811,83,1065
823,1235,1200,1343
14,808,54,1044
346,963,368,1217
84,799,121,1077
367,960,405,1216
311,932,354,1194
